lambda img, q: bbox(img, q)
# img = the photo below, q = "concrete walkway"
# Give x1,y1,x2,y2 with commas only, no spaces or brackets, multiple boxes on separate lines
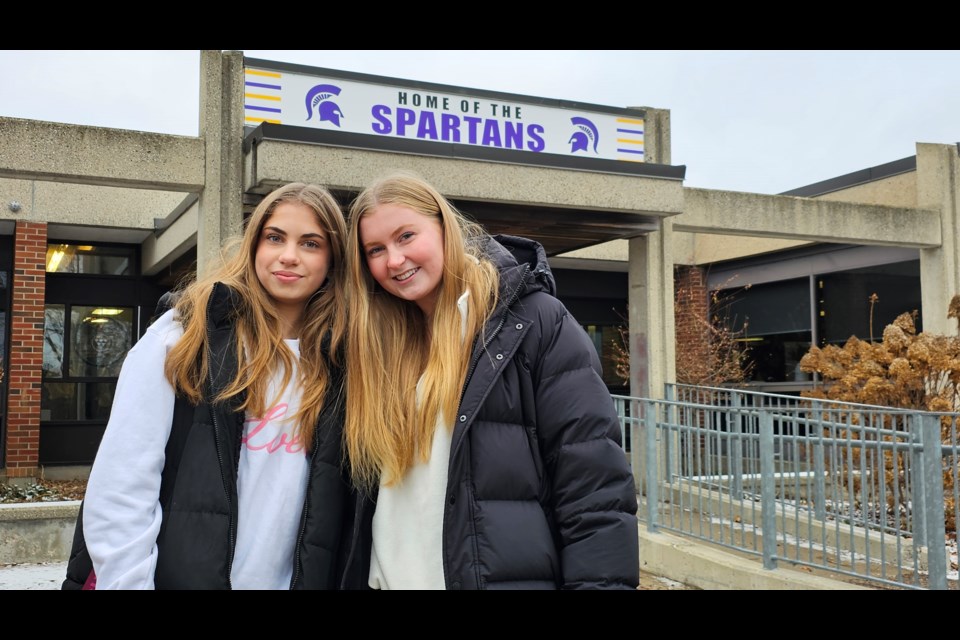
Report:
1,562,700,590
1,501,874,590
0,561,67,590
1,533,866,591
639,527,872,590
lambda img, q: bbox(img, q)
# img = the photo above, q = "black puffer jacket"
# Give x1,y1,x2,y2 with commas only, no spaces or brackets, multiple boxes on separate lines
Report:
64,283,351,589
342,235,639,589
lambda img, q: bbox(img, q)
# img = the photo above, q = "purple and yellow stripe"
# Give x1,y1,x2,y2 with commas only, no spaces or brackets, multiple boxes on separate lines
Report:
244,68,283,125
615,117,644,162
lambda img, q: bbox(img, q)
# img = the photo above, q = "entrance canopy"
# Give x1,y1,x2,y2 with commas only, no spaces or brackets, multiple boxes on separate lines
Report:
243,124,686,256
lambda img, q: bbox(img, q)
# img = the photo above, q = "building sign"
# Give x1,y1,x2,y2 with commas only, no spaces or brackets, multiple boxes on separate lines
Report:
244,64,645,163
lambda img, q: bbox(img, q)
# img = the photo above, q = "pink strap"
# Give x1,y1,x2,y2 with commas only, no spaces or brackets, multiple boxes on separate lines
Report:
82,570,97,590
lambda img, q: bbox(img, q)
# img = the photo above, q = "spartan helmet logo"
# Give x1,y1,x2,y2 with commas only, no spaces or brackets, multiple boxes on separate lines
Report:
568,116,599,154
305,84,344,127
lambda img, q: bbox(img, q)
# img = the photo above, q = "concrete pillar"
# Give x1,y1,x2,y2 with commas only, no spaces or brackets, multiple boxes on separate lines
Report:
628,223,676,494
197,50,244,276
627,108,677,493
643,108,671,170
4,221,47,482
628,229,676,400
917,143,960,335
628,107,676,400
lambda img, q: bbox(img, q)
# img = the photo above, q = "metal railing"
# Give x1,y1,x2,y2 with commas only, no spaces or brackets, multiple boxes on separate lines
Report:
614,384,959,590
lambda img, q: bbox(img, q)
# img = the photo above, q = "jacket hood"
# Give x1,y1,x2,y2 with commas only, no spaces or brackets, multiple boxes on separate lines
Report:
484,234,556,302
207,281,244,330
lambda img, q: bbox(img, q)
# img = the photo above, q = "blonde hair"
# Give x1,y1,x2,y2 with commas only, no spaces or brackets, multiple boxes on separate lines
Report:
345,173,499,490
165,183,347,452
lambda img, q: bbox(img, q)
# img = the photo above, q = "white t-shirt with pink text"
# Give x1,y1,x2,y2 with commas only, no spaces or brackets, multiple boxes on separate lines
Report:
232,337,309,590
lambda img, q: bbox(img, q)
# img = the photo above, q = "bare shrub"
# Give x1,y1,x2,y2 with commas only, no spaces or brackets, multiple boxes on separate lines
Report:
800,294,960,533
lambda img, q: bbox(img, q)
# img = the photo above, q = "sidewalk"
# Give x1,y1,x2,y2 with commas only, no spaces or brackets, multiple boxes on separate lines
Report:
0,561,67,590
0,562,691,590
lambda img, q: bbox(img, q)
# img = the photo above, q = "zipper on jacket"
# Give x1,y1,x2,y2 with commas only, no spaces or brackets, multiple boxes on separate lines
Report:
457,263,530,411
290,410,323,589
341,490,367,590
446,263,529,589
206,283,236,590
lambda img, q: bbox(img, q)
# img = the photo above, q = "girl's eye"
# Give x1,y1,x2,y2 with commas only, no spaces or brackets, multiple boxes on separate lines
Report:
367,246,383,257
303,240,321,250
265,233,283,243
399,232,414,242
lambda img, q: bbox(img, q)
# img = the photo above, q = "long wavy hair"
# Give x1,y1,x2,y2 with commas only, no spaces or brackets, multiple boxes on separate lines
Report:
345,173,499,490
164,183,347,452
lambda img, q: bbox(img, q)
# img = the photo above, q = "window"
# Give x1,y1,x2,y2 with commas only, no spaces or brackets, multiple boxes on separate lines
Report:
45,244,133,275
715,259,922,384
40,240,158,465
69,306,133,377
817,260,921,345
42,382,116,422
724,278,813,383
583,323,626,389
41,304,133,421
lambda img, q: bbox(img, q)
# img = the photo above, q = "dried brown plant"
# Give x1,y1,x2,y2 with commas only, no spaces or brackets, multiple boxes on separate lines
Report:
799,294,960,533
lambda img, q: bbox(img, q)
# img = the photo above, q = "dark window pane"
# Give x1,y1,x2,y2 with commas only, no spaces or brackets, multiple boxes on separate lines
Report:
46,244,133,275
43,305,65,379
69,306,134,377
583,323,626,388
0,271,7,364
41,382,117,421
40,423,107,465
726,278,811,338
742,331,813,383
819,260,921,345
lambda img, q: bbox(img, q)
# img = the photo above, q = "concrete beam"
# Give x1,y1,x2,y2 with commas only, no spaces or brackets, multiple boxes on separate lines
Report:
553,239,630,270
815,171,917,208
677,187,941,248
549,230,814,268
687,233,813,265
142,199,198,276
0,178,184,229
246,140,685,216
0,117,204,192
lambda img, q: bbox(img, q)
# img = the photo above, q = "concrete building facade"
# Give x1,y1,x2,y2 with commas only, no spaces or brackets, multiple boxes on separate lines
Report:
1,50,957,481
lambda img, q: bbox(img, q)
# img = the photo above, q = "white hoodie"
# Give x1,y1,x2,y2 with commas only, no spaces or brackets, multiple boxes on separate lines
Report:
84,310,309,589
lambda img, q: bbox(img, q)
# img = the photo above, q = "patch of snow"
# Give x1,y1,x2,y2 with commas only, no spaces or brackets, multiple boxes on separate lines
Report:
0,561,67,590
655,576,687,588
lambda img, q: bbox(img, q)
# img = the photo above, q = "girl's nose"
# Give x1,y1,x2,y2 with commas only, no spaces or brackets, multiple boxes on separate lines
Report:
279,243,300,265
386,247,404,269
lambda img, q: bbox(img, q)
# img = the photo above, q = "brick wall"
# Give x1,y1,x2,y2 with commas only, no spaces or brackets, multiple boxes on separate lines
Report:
674,265,712,384
4,221,46,479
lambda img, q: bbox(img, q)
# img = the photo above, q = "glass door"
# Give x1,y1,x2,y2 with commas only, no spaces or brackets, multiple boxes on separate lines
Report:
41,242,141,465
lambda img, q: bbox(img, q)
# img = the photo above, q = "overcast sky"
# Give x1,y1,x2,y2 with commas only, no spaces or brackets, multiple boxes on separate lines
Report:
2,50,957,195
